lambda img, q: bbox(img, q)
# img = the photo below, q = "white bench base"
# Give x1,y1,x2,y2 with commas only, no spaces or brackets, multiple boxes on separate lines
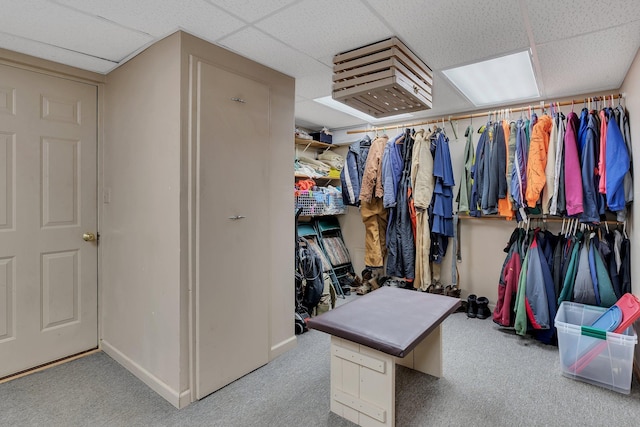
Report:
329,324,442,427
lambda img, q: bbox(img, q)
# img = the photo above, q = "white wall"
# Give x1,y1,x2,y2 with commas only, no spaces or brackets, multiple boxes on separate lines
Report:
102,33,184,405
619,46,640,372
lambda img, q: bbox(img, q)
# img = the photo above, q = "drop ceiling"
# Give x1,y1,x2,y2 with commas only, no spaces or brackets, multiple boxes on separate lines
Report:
1,0,639,130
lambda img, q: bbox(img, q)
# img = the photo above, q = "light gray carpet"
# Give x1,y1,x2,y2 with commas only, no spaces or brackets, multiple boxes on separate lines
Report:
1,294,639,426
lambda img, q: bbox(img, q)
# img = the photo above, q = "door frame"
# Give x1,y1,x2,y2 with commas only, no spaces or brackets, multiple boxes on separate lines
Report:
0,49,105,369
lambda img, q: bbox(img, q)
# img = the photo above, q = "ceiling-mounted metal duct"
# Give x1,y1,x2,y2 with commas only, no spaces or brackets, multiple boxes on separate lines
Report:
332,37,433,119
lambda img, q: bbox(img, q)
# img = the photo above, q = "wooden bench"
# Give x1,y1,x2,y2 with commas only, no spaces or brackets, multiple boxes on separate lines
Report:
306,286,460,427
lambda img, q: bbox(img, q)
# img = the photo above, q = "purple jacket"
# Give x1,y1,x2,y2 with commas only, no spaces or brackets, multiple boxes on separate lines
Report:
564,112,583,216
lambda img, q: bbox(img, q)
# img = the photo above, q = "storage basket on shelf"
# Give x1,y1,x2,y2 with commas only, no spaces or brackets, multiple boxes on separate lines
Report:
554,301,638,394
295,187,346,216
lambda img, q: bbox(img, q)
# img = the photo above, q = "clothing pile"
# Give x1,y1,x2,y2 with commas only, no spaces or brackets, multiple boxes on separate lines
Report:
493,222,631,345
460,102,633,223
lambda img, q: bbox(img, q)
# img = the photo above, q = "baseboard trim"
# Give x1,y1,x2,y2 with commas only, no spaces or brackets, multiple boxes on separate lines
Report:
0,348,100,385
178,389,192,408
270,335,297,360
101,340,190,409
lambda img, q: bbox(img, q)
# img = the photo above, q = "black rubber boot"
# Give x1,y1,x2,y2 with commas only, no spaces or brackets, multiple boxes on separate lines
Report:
476,296,491,319
467,294,478,318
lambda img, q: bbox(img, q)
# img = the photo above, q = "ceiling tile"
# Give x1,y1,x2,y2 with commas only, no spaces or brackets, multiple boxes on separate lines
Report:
206,0,299,23
365,0,530,70
255,0,392,60
0,0,152,62
295,72,334,100
218,27,328,77
536,21,640,98
429,73,474,115
317,55,335,68
526,0,640,45
54,0,246,39
0,32,116,73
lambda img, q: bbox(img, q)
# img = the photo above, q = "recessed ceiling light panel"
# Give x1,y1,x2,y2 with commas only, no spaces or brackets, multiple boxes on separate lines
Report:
313,96,413,124
442,50,539,106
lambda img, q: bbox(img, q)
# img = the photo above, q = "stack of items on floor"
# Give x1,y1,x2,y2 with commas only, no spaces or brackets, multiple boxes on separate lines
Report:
295,216,361,329
457,100,633,224
341,127,460,299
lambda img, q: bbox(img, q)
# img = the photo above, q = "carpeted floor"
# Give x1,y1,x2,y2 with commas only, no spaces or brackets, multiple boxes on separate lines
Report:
1,294,639,426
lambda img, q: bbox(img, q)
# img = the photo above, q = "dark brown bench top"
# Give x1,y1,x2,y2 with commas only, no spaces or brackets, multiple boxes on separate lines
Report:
306,286,460,357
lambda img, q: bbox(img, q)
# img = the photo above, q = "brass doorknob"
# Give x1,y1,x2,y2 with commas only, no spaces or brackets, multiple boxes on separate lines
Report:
83,232,96,242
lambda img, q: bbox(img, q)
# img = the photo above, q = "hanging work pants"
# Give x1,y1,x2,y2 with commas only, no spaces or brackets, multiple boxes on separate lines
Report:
413,208,431,290
360,197,388,268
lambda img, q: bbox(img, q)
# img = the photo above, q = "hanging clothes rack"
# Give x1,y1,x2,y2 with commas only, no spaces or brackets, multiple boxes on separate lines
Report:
458,213,627,226
346,93,625,135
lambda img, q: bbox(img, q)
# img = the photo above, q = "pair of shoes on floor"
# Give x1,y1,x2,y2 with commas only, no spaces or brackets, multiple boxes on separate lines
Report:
426,281,445,294
356,268,381,295
348,273,363,292
384,278,405,288
444,285,461,298
355,282,371,295
466,294,491,319
455,300,468,313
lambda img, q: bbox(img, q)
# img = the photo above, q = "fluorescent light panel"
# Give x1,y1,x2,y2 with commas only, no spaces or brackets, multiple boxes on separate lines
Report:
442,51,539,106
313,96,413,123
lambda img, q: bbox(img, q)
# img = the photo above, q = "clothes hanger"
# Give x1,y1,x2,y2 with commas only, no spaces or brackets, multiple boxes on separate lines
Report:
448,116,458,139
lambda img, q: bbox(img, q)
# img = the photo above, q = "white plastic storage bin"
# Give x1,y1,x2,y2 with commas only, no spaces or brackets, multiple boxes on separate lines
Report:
555,302,637,394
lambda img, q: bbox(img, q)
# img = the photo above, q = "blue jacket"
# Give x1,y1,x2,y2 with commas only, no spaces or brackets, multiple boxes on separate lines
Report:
605,109,630,212
525,235,551,330
381,133,405,208
340,135,371,206
580,114,600,223
469,127,487,217
432,131,455,237
577,108,588,158
483,123,506,215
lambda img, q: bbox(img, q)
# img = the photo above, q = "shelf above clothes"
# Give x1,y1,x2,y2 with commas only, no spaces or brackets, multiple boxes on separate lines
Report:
295,172,340,180
295,137,334,149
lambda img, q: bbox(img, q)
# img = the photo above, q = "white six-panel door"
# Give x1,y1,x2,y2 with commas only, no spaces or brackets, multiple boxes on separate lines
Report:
0,63,98,378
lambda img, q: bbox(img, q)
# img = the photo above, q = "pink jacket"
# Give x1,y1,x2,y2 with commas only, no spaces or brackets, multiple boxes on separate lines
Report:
564,112,584,215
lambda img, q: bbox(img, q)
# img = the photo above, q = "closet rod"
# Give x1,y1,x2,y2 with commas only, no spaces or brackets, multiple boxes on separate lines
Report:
458,214,626,225
346,93,625,135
